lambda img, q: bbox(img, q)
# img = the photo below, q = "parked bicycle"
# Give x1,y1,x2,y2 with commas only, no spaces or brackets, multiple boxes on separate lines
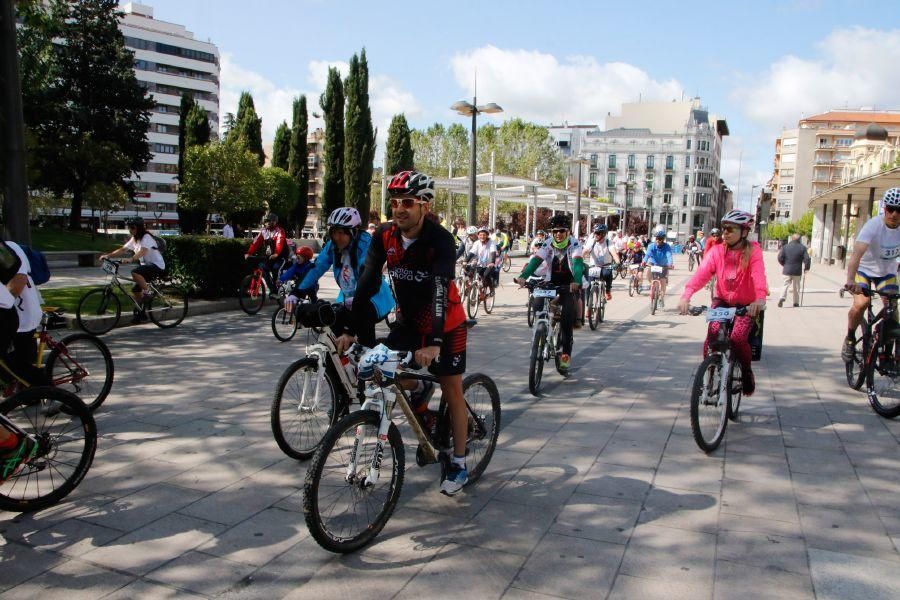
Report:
303,343,500,553
0,386,97,512
844,287,900,418
687,305,746,452
76,259,188,335
628,263,644,297
648,265,667,315
585,266,609,331
238,257,291,315
2,310,114,412
526,282,568,395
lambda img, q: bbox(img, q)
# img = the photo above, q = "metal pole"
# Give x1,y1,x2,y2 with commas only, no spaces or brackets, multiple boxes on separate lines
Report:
448,161,453,223
489,151,495,229
468,99,477,225
575,164,582,238
1,0,31,243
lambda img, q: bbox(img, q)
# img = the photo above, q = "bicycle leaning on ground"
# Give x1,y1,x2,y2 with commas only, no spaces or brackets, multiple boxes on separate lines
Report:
1,309,114,412
526,281,569,395
843,287,900,418
0,386,97,512
76,259,188,335
302,343,501,553
686,305,746,452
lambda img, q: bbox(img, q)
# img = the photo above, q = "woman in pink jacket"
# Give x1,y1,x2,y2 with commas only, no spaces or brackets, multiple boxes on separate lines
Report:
678,210,768,396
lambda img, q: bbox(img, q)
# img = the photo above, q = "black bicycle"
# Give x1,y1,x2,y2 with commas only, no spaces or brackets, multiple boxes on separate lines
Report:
844,288,900,418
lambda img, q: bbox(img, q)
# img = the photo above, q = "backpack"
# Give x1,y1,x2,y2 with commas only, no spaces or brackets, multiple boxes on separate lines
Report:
149,234,167,254
0,240,22,285
21,245,50,285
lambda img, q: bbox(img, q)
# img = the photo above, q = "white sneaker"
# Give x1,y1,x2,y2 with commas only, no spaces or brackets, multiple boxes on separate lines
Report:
440,463,468,496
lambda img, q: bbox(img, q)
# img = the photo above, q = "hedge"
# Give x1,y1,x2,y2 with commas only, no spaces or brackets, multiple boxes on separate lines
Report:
165,236,249,299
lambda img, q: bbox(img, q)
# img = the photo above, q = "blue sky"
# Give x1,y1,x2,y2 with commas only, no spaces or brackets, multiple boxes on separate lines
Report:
137,0,900,209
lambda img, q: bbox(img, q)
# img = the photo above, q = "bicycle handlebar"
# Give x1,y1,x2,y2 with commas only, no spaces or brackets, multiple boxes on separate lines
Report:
688,305,749,317
842,285,900,300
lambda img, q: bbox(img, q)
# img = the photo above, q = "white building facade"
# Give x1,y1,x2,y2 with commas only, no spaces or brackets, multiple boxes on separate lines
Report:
119,2,219,225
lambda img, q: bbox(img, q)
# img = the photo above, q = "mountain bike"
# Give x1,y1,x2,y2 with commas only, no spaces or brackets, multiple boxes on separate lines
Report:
687,305,746,452
527,282,568,395
270,284,316,342
844,288,900,418
466,269,496,318
303,344,500,553
648,265,668,315
500,250,512,273
628,264,644,297
687,248,701,272
585,266,608,330
614,261,630,280
76,259,188,335
0,386,97,512
239,256,291,315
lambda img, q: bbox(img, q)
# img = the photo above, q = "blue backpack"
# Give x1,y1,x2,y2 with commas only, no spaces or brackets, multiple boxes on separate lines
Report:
22,246,50,285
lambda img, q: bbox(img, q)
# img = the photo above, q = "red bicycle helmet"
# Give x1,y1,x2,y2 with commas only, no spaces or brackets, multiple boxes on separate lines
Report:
387,171,435,202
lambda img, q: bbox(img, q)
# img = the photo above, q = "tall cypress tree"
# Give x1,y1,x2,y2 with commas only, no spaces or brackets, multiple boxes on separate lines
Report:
228,91,265,166
287,96,310,234
344,49,376,219
385,114,414,175
185,103,211,147
177,97,211,232
272,121,291,171
320,67,345,220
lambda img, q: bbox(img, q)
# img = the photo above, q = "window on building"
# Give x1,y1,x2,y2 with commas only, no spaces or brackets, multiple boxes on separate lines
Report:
682,212,687,223
590,154,598,168
683,194,688,207
664,174,673,189
684,174,690,186
589,171,597,187
665,155,674,169
152,143,178,154
607,173,616,188
645,180,653,191
663,192,672,204
608,154,616,168
627,172,635,183
685,155,691,169
646,155,655,169
626,191,634,205
778,184,794,193
627,154,635,168
687,139,692,150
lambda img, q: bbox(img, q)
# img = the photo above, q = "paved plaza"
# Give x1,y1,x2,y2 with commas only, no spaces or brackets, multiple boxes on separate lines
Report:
2,251,900,599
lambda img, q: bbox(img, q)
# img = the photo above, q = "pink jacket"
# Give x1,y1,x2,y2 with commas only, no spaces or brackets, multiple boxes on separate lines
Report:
682,241,768,306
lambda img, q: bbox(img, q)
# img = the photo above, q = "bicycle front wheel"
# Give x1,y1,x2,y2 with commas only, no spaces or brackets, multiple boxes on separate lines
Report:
271,357,340,460
527,296,535,327
502,254,511,273
484,287,495,314
727,360,743,422
467,284,480,319
304,410,404,553
0,387,97,512
650,285,658,315
628,276,635,297
845,328,867,390
867,338,900,418
437,373,501,485
45,333,114,412
239,274,266,315
147,286,188,329
689,354,728,452
76,288,121,336
271,307,299,342
528,324,547,395
588,285,601,330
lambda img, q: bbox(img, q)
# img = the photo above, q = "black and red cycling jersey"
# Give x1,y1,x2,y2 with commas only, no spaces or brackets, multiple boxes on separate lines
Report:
247,226,289,259
353,218,465,346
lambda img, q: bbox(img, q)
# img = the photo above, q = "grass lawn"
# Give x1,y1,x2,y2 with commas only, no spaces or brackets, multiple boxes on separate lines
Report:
41,285,131,314
30,228,123,252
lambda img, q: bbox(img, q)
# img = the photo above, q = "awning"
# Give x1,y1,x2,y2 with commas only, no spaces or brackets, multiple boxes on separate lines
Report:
808,166,900,209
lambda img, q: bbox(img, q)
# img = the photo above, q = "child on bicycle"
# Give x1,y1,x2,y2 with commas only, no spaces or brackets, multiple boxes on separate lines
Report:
678,210,768,396
296,207,394,347
279,246,317,315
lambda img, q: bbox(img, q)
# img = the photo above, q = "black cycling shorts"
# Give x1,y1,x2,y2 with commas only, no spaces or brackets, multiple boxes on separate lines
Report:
386,323,467,377
132,264,164,293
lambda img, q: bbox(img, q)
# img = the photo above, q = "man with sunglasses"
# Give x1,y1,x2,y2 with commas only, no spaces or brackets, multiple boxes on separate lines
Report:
514,214,585,371
842,188,900,363
347,170,471,496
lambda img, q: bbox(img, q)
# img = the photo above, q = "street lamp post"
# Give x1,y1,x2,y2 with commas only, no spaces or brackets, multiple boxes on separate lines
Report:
451,97,503,225
568,157,591,237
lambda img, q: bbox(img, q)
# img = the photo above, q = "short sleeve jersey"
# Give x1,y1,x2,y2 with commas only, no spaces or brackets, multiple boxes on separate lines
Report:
470,240,497,266
857,217,900,278
7,242,43,332
125,233,165,270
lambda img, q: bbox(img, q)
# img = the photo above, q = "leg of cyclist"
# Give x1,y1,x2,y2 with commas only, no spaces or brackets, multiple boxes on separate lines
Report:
0,307,39,481
10,330,49,386
558,290,576,369
729,315,755,395
844,276,871,362
603,266,613,300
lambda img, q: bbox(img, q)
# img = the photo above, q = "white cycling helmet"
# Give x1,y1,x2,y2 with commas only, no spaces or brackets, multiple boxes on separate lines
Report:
721,209,755,229
465,225,478,235
883,187,900,208
328,207,362,229
477,226,490,234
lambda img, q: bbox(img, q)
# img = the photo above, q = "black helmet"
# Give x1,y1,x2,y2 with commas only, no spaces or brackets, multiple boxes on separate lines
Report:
125,216,144,227
549,214,571,230
264,212,278,223
592,223,608,235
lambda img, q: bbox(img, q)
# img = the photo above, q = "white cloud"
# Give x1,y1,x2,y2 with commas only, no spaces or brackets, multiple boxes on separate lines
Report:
733,27,900,134
449,46,684,125
219,54,421,156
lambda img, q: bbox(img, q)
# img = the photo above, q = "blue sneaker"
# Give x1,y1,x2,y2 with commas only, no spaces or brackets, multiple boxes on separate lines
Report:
440,463,468,496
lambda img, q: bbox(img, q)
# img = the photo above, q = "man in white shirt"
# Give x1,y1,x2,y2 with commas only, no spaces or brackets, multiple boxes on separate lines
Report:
466,227,500,293
222,221,235,239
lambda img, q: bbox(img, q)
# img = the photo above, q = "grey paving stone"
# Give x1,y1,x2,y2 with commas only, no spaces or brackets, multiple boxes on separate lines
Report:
197,506,309,567
637,485,720,533
483,448,533,481
791,471,868,510
80,512,227,576
619,523,716,585
550,492,641,544
0,494,115,540
655,455,724,493
809,547,900,600
723,450,791,483
21,517,123,558
281,552,422,599
501,588,567,600
0,542,66,593
782,425,843,450
0,557,134,599
798,503,899,560
598,436,666,469
514,532,624,598
145,550,257,596
455,499,557,556
82,483,207,532
663,431,725,461
164,448,284,493
546,421,616,450
525,441,601,475
496,425,551,454
843,441,900,471
777,406,833,429
576,461,655,500
713,559,814,600
609,574,710,600
176,476,296,526
717,512,803,539
786,446,856,477
723,426,786,456
78,457,190,498
494,466,581,508
721,477,799,523
716,530,809,575
102,579,206,599
394,543,524,599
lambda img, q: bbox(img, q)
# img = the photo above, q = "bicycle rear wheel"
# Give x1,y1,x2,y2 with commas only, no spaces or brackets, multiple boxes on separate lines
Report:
845,327,867,390
271,307,299,341
528,323,547,395
437,373,501,484
588,285,601,330
239,274,266,315
304,410,404,553
689,354,728,452
866,338,900,418
271,357,341,460
76,288,121,336
0,387,97,512
727,360,743,422
45,333,114,412
650,284,658,315
147,286,188,329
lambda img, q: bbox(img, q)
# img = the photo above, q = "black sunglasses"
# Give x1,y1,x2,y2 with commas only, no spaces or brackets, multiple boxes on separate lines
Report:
885,206,900,214
551,228,568,234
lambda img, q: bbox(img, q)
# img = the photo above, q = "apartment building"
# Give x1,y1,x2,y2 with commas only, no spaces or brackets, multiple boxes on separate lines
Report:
770,110,900,223
305,128,325,231
119,2,220,225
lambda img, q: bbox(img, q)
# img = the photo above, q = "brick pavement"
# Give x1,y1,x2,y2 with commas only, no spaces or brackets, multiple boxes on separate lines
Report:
1,251,899,599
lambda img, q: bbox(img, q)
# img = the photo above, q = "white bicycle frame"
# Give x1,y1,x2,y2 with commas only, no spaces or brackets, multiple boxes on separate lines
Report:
531,288,561,360
304,329,358,417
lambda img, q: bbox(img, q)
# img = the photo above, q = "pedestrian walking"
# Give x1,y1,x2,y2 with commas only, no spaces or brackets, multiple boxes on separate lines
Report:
777,233,811,307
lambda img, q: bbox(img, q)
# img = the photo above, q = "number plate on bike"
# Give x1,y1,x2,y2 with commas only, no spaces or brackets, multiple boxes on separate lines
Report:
705,307,736,322
650,265,664,273
102,262,116,274
534,289,557,298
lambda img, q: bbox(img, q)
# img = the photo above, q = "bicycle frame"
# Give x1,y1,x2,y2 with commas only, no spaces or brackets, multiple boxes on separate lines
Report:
530,287,563,359
99,260,165,312
861,292,899,373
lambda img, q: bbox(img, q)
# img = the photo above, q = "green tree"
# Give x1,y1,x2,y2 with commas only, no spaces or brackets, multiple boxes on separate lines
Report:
227,91,265,166
177,96,211,232
179,140,265,226
385,114,414,175
344,49,377,218
320,67,345,220
287,96,310,234
17,0,154,230
795,210,814,239
84,182,127,231
272,121,291,171
260,167,300,222
185,103,211,147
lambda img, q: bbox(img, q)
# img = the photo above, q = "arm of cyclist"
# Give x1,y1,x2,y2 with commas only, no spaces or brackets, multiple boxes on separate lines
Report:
746,245,769,317
515,255,544,284
344,229,388,346
571,256,585,292
271,228,288,260
245,231,264,258
844,241,868,293
681,248,716,304
427,230,458,349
